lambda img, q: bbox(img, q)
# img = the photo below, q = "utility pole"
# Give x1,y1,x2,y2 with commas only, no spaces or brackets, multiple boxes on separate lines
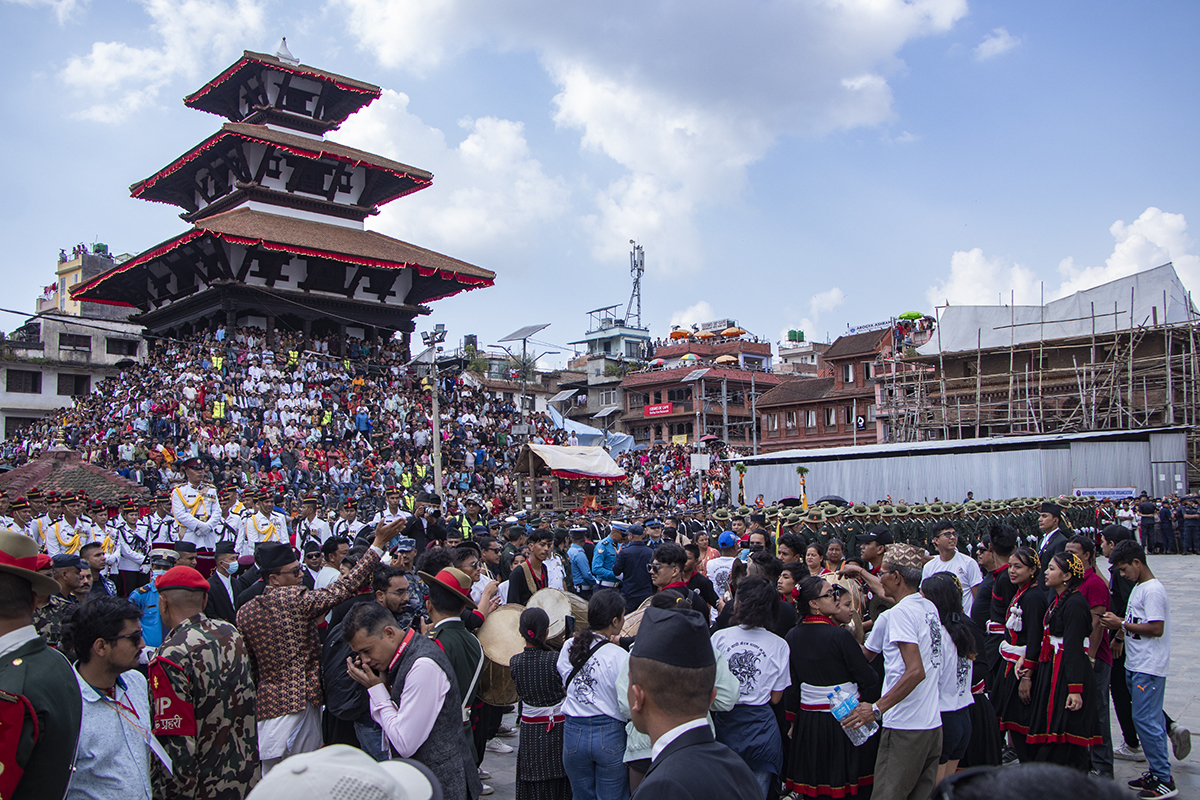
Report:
751,372,758,455
430,374,442,497
721,377,729,443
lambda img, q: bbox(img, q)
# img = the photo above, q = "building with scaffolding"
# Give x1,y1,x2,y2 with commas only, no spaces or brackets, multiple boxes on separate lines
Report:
877,263,1200,488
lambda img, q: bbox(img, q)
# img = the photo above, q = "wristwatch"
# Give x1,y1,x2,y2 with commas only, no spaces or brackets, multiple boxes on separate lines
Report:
871,703,882,724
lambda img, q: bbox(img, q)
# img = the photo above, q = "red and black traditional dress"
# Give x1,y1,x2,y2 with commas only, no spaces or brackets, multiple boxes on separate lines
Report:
1024,589,1102,770
510,646,571,800
783,615,880,798
993,579,1047,759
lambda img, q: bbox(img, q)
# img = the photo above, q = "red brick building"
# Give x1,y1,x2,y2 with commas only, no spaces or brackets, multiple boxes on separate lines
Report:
618,365,781,446
756,329,890,451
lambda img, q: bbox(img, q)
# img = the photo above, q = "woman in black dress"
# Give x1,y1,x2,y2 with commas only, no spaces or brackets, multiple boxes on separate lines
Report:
784,576,880,798
1025,552,1102,770
993,547,1047,762
510,607,572,800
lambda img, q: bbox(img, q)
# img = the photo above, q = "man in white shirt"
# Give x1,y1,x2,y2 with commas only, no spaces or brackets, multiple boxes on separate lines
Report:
921,521,983,615
1101,540,1176,799
294,495,331,551
705,532,741,601
843,543,943,800
314,537,349,590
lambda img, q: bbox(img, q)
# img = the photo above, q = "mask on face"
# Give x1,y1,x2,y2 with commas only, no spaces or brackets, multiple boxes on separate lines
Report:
151,569,167,577
226,561,240,576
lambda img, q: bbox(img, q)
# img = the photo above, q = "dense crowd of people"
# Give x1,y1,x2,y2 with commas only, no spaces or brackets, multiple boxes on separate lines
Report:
0,325,1194,800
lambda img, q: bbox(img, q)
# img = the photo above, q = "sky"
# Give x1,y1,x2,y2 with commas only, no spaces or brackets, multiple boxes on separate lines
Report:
2,0,1200,367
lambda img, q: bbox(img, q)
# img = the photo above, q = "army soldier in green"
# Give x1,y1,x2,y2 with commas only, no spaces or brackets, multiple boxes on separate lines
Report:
150,564,258,798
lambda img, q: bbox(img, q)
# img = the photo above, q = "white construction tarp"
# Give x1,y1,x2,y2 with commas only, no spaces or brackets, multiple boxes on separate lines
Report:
519,444,626,480
919,263,1195,356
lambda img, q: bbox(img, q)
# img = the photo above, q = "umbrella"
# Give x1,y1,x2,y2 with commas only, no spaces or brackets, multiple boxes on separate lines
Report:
699,434,720,442
721,326,745,337
778,497,802,507
898,311,924,320
650,358,666,366
695,330,717,339
669,329,690,339
680,353,699,361
714,354,737,364
814,494,849,506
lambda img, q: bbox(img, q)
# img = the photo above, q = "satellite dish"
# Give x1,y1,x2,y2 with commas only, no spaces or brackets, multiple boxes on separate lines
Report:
275,37,300,65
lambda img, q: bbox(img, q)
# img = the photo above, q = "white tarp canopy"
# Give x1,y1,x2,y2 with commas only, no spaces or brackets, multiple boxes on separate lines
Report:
919,263,1196,356
547,407,636,455
516,444,626,480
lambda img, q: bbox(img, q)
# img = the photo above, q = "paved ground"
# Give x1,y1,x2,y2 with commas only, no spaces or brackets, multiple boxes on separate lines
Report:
473,554,1199,799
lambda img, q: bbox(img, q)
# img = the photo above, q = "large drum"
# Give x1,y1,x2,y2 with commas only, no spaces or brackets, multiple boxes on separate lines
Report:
566,592,590,633
527,589,574,648
476,604,525,706
620,595,655,638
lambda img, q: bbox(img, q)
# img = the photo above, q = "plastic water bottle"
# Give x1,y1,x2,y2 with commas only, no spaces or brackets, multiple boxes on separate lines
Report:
828,685,877,746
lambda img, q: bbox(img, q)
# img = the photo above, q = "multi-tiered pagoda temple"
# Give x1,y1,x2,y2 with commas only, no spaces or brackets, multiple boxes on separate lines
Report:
72,41,494,355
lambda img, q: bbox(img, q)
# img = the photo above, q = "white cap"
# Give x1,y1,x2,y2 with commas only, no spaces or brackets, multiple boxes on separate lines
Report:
247,745,439,800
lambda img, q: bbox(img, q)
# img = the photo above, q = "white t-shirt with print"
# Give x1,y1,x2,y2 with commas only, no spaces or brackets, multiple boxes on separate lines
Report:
707,556,737,599
865,592,943,730
921,551,984,615
557,635,630,721
935,623,973,712
710,625,792,706
1124,578,1170,678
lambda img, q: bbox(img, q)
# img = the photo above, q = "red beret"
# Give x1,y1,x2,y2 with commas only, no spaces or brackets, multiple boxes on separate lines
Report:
155,566,209,592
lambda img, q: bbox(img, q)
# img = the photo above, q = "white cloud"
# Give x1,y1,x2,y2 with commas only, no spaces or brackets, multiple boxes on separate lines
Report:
810,287,847,318
974,27,1021,61
926,247,1040,308
926,207,1200,310
336,89,569,256
337,0,969,272
5,0,86,23
1056,207,1200,297
670,301,716,330
60,0,266,122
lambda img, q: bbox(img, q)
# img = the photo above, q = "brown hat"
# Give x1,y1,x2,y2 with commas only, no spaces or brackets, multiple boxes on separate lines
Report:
0,530,60,597
883,543,925,571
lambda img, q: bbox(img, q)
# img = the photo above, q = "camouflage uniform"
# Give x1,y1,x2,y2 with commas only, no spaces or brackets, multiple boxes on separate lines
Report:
31,594,73,653
150,613,257,799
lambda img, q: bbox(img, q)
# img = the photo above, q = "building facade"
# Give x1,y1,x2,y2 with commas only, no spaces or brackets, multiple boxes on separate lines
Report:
618,366,781,446
755,329,889,452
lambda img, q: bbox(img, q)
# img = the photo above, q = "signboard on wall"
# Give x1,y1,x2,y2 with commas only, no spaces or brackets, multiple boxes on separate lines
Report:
690,454,712,472
672,434,689,445
644,403,673,417
1073,487,1138,500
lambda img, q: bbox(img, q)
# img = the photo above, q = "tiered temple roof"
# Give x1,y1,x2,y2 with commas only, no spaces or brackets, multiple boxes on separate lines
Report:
72,43,494,350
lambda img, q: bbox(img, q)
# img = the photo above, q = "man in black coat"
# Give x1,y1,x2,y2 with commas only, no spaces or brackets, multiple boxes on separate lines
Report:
204,540,239,623
614,524,655,612
1035,501,1070,587
627,606,759,800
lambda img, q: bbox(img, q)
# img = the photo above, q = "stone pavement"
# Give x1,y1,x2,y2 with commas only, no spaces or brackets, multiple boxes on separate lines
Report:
473,554,1199,799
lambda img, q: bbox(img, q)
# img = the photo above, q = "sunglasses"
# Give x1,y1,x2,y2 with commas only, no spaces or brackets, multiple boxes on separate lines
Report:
109,629,144,644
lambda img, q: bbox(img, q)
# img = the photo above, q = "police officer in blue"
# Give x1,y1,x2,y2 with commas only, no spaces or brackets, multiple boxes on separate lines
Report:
567,527,596,599
591,519,627,593
645,518,667,549
129,545,176,647
613,523,655,613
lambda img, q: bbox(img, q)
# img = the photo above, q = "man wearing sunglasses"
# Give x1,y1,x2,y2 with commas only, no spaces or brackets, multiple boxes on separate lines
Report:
70,595,160,800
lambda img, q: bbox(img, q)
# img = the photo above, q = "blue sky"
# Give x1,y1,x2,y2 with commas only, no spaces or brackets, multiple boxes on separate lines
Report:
2,0,1198,364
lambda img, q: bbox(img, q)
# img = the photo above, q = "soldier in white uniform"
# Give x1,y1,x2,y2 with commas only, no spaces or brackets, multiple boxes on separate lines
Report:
172,457,219,548
332,497,365,540
0,489,11,529
294,494,331,551
30,489,59,550
236,488,285,556
371,486,412,528
144,490,179,545
212,485,247,545
45,491,95,557
111,498,151,594
4,497,34,538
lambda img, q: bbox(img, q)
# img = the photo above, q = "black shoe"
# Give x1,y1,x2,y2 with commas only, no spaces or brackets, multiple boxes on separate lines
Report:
1137,775,1179,799
1129,771,1155,790
1001,746,1019,765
